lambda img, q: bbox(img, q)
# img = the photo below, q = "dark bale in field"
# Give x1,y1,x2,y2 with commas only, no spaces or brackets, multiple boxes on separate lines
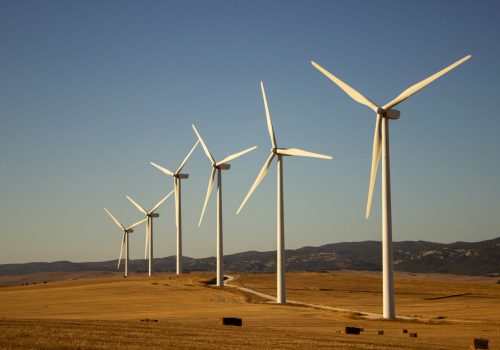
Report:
343,327,361,335
378,330,384,335
222,317,242,327
409,332,417,338
402,329,408,334
471,338,489,349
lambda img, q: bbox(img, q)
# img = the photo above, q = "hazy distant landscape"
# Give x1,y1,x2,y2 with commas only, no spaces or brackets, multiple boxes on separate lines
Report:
2,237,498,277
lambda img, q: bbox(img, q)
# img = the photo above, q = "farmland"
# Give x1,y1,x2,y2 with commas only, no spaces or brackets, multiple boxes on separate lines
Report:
0,271,498,349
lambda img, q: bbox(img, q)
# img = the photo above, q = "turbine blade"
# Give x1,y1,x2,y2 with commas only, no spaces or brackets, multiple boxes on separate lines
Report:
127,218,147,231
199,168,216,226
126,196,148,215
276,148,333,159
118,232,125,269
150,162,174,176
104,208,125,230
176,140,200,174
149,189,174,214
366,115,382,219
382,55,471,110
192,124,215,164
216,146,257,166
237,152,275,214
260,81,277,148
311,61,379,112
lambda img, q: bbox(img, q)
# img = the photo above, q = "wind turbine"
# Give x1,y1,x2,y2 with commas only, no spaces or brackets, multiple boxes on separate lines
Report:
126,190,174,276
237,81,333,304
192,124,257,287
103,208,147,277
311,54,471,319
150,140,199,275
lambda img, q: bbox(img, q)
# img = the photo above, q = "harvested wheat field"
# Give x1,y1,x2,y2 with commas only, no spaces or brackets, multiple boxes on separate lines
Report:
0,271,498,349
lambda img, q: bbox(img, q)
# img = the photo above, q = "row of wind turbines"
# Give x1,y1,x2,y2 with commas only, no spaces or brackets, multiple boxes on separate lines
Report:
104,54,471,319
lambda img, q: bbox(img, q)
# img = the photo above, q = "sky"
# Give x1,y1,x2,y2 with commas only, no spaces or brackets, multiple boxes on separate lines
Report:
1,0,499,264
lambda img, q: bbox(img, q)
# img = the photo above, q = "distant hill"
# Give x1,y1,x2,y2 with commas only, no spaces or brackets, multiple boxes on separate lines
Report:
1,237,498,276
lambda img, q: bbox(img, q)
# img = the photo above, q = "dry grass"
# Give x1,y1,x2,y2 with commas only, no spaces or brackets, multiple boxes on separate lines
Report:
0,271,498,349
234,271,500,321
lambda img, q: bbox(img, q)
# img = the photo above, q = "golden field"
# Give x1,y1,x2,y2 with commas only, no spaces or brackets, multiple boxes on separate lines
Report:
0,270,498,349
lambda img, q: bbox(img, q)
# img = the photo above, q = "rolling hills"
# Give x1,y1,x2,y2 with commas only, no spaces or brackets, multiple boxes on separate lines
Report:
1,237,498,276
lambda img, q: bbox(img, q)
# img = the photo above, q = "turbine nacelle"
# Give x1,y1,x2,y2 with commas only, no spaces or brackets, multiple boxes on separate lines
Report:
175,174,189,179
378,108,400,120
272,147,309,156
217,163,231,170
272,148,288,156
125,228,134,234
148,213,160,218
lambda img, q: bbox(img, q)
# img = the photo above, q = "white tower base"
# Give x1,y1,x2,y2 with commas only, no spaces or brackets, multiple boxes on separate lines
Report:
125,233,129,277
382,117,395,319
277,155,285,304
175,178,183,275
216,169,224,286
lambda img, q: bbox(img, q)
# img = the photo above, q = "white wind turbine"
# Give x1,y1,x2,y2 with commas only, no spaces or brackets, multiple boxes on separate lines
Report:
192,124,257,287
237,81,333,304
150,140,199,275
126,190,174,276
103,209,147,277
311,54,471,319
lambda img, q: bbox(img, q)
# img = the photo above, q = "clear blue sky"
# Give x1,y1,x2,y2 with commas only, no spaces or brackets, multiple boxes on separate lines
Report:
1,0,499,264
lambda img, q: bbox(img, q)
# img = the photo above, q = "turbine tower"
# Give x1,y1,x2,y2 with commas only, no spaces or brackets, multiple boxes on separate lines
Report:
126,190,174,276
103,208,147,277
192,124,256,287
150,140,199,275
237,81,332,304
311,54,471,319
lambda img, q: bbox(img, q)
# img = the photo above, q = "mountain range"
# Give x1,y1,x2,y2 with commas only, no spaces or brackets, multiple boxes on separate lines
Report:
1,237,498,276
